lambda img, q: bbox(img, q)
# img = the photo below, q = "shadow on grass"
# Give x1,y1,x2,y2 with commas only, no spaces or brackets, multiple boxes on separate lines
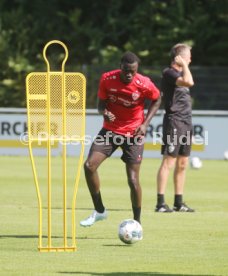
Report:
0,235,39,239
0,235,116,240
38,207,132,212
58,272,216,276
0,235,71,239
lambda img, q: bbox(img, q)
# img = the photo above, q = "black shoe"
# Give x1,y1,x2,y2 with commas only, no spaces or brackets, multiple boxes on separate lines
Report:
155,204,173,213
173,203,195,212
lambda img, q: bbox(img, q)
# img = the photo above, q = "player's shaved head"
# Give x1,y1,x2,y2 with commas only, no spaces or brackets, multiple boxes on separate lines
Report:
121,51,140,64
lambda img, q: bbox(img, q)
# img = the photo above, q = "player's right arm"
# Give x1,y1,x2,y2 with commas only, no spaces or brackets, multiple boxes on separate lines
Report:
97,74,116,122
97,99,116,122
175,55,194,87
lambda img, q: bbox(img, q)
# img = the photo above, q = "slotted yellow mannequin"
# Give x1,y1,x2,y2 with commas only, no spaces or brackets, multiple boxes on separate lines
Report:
26,40,86,252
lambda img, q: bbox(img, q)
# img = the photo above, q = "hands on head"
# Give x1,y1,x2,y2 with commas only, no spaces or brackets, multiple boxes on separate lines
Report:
174,55,187,67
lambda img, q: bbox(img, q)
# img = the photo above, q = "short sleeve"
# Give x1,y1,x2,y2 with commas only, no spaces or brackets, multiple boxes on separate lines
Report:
98,74,108,100
143,77,160,100
163,68,180,85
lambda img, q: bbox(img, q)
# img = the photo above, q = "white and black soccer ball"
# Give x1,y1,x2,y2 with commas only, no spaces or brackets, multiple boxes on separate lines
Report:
190,156,202,169
118,219,143,244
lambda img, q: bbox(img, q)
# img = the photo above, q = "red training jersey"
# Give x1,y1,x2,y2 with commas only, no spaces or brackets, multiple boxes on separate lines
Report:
98,69,160,136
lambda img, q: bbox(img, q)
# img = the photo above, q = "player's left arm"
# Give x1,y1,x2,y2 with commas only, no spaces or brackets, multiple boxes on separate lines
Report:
134,97,161,136
134,78,161,136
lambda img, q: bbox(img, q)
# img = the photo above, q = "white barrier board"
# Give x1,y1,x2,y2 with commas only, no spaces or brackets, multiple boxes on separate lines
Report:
0,108,228,159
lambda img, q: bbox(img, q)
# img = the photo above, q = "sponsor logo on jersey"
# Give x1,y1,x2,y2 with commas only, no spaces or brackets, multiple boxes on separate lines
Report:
118,97,132,107
108,94,117,102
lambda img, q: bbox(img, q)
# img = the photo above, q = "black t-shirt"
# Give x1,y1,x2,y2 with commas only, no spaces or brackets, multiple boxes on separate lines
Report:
161,67,192,123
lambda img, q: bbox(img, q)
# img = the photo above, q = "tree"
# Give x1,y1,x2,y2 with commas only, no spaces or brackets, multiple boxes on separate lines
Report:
0,0,227,107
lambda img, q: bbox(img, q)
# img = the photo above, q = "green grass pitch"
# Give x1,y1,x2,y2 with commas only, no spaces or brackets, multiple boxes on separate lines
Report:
1,156,228,275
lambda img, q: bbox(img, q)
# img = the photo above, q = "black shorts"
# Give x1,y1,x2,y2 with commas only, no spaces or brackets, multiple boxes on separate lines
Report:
89,128,144,164
161,117,192,157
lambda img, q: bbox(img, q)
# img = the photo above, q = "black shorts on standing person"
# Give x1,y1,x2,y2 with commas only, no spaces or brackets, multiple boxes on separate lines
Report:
161,116,192,157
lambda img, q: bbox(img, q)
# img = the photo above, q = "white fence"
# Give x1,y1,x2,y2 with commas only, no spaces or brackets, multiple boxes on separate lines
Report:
0,108,228,159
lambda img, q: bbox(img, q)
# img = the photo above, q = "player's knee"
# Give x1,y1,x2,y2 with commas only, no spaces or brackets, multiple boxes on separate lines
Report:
128,177,140,190
161,161,175,171
176,160,188,171
167,163,175,170
84,160,96,173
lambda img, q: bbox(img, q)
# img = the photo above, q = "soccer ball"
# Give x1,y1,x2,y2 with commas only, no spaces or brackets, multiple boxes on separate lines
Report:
224,150,228,160
190,156,202,169
118,219,143,244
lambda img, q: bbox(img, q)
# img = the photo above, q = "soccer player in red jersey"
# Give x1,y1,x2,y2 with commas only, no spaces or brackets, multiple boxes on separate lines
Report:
80,51,161,227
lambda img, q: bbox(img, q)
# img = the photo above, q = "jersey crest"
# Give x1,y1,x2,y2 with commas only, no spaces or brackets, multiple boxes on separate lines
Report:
132,91,140,101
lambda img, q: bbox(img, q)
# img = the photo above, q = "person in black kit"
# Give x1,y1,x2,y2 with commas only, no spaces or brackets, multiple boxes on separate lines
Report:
155,43,195,212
